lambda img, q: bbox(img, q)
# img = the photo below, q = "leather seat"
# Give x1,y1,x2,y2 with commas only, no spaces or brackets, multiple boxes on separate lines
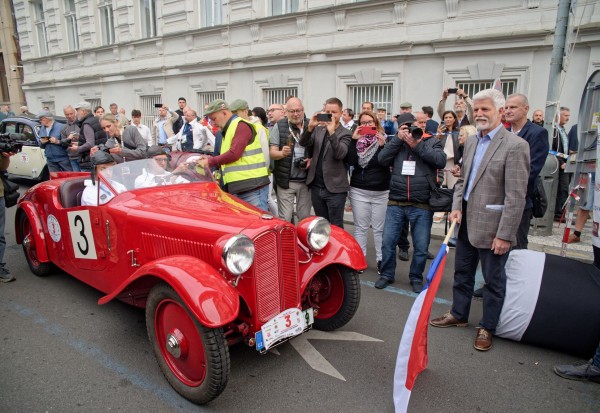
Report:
59,178,87,208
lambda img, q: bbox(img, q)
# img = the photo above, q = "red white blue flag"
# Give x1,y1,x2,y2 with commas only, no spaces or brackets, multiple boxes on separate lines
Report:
492,78,502,91
393,242,450,412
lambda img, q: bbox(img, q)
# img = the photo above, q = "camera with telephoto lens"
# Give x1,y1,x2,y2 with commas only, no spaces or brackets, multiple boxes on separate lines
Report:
294,157,308,169
0,133,24,154
96,143,112,153
408,126,423,139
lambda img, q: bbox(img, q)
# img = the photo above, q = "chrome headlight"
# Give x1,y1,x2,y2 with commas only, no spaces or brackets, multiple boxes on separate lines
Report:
222,235,255,275
306,217,331,251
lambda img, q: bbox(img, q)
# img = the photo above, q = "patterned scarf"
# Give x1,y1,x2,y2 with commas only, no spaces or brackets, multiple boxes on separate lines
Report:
357,134,379,168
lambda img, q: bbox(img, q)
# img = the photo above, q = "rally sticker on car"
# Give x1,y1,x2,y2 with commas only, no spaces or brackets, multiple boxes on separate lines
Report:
67,210,97,259
19,153,29,163
256,308,314,351
47,215,62,242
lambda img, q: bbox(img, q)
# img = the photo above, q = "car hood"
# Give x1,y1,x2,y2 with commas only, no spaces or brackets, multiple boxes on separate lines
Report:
120,183,278,233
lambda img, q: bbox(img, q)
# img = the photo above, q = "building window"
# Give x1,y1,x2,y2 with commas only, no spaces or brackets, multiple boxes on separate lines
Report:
348,84,393,117
141,0,157,38
140,95,162,128
64,0,79,51
99,1,116,46
201,0,222,27
263,88,297,108
271,0,299,16
32,0,48,57
41,101,56,114
456,79,517,99
85,98,102,112
197,91,225,116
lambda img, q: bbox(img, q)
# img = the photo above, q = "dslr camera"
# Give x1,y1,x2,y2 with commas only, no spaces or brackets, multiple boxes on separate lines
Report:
0,133,24,154
294,157,308,169
408,126,423,139
96,143,112,153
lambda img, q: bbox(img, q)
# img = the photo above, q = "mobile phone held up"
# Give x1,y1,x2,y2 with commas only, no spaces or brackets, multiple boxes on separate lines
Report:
154,103,163,108
316,113,332,122
447,88,458,94
359,126,377,135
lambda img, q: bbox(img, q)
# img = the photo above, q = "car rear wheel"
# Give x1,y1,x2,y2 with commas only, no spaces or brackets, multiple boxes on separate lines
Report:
146,283,230,405
20,213,52,276
306,265,361,331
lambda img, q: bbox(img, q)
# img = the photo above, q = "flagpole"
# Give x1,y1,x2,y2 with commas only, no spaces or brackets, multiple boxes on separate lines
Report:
443,220,457,244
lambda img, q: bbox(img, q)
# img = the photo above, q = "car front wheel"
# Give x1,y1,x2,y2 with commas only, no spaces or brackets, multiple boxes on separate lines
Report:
305,265,361,331
146,282,230,405
20,213,52,276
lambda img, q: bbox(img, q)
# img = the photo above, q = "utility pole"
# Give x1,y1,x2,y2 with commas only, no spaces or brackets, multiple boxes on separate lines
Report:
533,0,572,236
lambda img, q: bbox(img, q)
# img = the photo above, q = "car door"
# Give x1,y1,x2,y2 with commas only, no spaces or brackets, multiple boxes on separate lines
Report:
5,121,47,179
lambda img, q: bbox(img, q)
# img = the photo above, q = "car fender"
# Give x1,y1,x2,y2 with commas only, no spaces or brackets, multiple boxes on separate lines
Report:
98,256,240,328
15,202,50,263
299,225,366,293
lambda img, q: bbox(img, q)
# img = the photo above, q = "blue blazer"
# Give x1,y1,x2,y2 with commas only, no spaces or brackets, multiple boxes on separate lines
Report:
40,121,70,162
513,120,549,209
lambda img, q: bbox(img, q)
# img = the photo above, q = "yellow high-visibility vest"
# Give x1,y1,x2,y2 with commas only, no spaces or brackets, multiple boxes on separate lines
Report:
220,117,268,185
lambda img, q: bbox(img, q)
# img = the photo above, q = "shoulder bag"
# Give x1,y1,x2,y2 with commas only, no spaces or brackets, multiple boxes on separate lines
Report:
1,174,20,208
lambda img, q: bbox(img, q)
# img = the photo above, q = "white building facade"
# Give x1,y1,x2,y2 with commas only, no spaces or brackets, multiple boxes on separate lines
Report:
11,0,600,125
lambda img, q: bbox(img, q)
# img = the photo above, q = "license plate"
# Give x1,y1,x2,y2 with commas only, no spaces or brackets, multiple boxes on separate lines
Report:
256,308,314,351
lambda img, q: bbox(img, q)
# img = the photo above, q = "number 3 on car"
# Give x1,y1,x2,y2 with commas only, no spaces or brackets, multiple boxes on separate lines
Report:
67,211,97,259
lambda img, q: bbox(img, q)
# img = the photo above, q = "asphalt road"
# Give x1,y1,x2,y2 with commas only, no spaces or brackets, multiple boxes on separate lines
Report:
1,184,599,412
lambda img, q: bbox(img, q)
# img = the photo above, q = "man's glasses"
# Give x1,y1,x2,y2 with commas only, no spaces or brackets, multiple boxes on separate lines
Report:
287,109,303,114
268,107,283,112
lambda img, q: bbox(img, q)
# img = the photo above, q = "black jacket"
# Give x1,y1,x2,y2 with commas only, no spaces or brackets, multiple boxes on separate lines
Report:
378,135,446,204
346,139,390,192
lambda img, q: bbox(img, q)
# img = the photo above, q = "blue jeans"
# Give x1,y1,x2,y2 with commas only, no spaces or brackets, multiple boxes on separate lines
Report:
70,159,81,172
0,197,6,267
379,205,433,283
236,185,269,212
48,159,73,172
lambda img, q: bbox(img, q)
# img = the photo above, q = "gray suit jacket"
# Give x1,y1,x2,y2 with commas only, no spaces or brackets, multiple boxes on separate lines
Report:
452,127,530,248
300,124,352,193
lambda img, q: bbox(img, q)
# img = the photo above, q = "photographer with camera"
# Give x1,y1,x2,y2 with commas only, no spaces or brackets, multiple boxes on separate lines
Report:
346,110,390,274
438,87,473,127
0,151,15,282
60,105,82,171
269,97,312,223
72,101,107,172
375,113,446,292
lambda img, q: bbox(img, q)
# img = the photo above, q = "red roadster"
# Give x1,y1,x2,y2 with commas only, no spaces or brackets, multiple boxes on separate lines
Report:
15,155,366,404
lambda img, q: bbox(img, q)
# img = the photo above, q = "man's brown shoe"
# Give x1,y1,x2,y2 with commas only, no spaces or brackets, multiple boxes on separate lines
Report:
474,327,493,351
567,234,581,244
430,312,468,328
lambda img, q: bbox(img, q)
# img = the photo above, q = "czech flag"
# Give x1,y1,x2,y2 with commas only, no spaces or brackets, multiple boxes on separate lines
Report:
393,222,455,412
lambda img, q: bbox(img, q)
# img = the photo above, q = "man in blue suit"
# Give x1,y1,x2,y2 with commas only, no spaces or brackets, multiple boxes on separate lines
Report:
504,93,549,249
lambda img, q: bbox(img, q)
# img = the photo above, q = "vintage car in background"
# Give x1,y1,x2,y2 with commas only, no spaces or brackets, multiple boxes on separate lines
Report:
15,154,366,404
0,115,66,181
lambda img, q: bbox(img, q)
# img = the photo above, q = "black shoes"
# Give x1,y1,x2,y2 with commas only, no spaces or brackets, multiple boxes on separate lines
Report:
377,260,382,274
398,249,409,261
426,251,434,260
375,277,393,289
554,360,600,383
410,280,423,293
0,267,15,283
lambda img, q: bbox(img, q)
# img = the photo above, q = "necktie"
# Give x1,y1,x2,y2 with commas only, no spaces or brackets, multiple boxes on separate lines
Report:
559,126,568,153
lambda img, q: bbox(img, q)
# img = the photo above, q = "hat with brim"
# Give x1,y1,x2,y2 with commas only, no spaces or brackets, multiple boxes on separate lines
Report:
91,150,115,166
397,113,416,127
205,99,228,115
147,145,168,158
74,101,92,111
229,99,249,112
37,110,54,120
400,102,413,109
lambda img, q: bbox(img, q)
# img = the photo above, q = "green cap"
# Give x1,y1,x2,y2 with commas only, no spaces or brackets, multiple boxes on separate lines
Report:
229,99,249,112
400,101,413,108
205,99,229,115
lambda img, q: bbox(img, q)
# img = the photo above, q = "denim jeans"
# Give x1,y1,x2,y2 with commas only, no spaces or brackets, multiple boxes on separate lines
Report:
70,159,81,172
379,205,433,283
594,342,600,367
310,186,347,229
236,185,269,212
48,159,73,172
0,197,6,267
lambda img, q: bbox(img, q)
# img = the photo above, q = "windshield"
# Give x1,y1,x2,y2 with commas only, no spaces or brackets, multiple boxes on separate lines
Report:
98,154,215,195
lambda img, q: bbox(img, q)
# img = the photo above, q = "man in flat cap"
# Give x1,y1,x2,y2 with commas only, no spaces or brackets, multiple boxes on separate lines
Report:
197,100,270,211
39,110,72,172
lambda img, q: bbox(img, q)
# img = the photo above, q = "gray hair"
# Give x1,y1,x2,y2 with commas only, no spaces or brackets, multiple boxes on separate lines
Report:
507,93,529,106
473,88,505,110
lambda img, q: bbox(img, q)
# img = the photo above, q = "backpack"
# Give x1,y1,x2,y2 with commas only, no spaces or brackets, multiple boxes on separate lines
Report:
532,179,547,218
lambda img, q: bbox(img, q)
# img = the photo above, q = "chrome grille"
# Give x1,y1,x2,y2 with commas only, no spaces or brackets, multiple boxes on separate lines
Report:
254,226,300,323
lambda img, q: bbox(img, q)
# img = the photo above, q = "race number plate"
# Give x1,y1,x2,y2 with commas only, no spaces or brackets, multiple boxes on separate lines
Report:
256,308,314,351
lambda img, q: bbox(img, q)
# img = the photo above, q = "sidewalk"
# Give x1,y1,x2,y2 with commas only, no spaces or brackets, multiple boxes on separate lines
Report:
342,209,595,264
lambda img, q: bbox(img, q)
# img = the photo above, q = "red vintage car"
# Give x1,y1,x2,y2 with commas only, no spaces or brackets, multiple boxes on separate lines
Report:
15,155,366,404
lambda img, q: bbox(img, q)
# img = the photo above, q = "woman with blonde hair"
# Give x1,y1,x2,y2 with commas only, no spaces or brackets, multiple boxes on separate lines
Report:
98,113,147,163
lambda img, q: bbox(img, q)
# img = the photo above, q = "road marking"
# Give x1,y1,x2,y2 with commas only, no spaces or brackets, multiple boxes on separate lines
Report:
360,280,453,306
289,330,383,381
3,300,198,411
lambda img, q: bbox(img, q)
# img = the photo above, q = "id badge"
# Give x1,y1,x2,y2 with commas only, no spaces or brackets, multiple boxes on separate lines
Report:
401,160,416,175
